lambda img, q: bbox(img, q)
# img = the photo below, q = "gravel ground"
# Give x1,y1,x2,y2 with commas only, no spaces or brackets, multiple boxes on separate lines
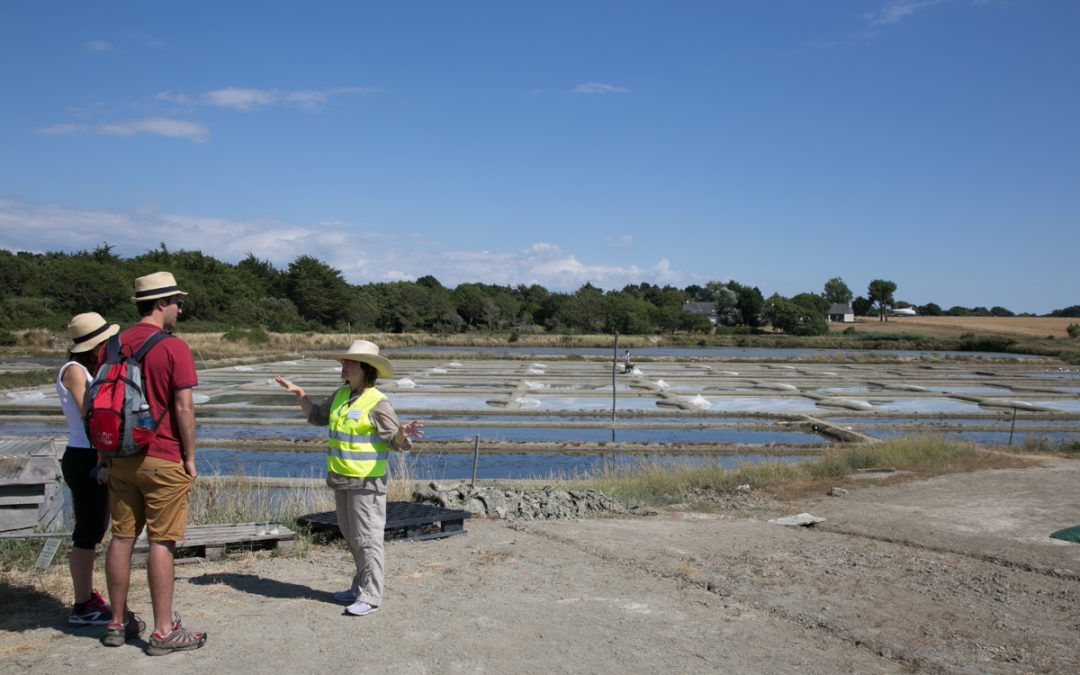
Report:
3,459,1078,674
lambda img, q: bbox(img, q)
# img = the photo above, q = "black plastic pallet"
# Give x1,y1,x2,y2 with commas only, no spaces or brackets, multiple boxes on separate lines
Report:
298,501,470,541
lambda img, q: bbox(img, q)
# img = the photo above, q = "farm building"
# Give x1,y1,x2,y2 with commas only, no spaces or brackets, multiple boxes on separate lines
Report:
683,301,719,325
827,303,855,323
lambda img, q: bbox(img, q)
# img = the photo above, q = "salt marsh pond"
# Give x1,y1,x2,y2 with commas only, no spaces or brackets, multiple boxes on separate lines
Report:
3,351,1078,479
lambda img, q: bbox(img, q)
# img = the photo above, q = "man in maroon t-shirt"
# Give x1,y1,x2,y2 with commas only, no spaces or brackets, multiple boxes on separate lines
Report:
101,271,207,655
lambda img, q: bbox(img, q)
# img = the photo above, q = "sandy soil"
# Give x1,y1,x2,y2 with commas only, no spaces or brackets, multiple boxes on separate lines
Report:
832,316,1077,339
3,460,1079,674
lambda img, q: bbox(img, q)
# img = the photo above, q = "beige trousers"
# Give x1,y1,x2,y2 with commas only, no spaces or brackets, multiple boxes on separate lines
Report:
335,486,386,606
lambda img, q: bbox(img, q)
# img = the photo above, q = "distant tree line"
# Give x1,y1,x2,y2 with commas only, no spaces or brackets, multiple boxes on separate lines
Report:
0,246,1068,338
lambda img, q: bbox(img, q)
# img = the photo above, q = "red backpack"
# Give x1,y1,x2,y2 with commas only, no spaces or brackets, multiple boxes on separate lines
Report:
84,331,173,456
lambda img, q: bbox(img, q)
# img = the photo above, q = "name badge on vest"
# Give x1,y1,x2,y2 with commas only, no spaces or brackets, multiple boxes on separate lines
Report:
347,409,363,420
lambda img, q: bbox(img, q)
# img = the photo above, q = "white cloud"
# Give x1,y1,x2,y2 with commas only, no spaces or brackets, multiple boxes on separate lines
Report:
87,41,112,52
157,86,377,112
133,32,167,48
526,242,560,254
201,87,280,111
569,82,630,95
33,117,209,143
0,198,687,292
865,1,942,27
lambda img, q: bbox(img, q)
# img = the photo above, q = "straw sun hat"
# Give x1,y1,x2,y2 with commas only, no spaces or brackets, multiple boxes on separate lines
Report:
331,340,394,378
130,271,188,302
67,312,120,353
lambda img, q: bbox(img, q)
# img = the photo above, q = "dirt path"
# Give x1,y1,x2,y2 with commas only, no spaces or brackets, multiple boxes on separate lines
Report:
3,460,1078,673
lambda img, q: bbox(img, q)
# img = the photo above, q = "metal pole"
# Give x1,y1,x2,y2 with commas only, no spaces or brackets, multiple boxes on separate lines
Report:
471,434,480,486
1008,408,1017,447
611,332,618,444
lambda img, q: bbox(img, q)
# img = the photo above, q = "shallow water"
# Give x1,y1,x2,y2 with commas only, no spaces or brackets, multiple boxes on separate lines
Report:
869,398,983,413
1026,399,1080,412
700,397,820,413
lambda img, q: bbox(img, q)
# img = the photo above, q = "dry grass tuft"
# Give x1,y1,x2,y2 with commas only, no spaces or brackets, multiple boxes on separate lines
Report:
580,436,1048,507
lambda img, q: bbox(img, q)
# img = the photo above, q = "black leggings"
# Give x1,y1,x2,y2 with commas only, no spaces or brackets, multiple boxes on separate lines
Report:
60,447,109,550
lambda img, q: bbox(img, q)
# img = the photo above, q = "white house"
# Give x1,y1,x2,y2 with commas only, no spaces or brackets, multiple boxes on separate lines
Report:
827,303,855,323
683,301,719,325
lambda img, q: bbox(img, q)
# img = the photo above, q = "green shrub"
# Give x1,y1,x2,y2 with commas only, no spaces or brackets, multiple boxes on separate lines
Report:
957,333,1016,353
1067,323,1080,339
222,327,270,345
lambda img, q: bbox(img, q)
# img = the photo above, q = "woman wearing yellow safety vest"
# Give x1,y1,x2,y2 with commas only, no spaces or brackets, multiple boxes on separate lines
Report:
275,340,423,617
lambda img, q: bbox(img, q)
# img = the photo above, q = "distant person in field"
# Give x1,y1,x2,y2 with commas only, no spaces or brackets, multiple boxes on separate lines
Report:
623,350,633,373
275,340,423,617
58,312,119,627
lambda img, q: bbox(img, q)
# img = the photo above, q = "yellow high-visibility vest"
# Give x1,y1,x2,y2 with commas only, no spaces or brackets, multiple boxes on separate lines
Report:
326,386,389,478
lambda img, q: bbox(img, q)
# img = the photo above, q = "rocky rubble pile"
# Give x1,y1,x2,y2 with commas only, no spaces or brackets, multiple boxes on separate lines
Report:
413,482,628,521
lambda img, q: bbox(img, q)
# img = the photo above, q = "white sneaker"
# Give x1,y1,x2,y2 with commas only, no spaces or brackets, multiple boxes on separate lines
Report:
332,590,356,603
345,601,378,616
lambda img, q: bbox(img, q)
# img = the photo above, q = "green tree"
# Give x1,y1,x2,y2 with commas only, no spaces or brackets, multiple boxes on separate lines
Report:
1049,305,1080,318
285,255,353,328
602,291,654,334
791,292,830,316
451,283,489,328
40,249,130,319
867,279,897,322
512,284,549,329
763,294,828,336
823,277,853,305
728,281,764,328
236,253,286,298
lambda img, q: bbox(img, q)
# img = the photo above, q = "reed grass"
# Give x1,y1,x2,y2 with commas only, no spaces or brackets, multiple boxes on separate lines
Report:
1011,436,1080,458
189,473,335,527
188,451,422,527
0,368,54,390
579,436,1040,507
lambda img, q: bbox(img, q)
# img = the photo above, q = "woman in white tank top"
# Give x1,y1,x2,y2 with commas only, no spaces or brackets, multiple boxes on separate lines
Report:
58,312,119,626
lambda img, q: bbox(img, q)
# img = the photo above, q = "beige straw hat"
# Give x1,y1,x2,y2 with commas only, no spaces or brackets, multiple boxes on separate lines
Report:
331,340,394,378
130,271,188,302
67,312,120,353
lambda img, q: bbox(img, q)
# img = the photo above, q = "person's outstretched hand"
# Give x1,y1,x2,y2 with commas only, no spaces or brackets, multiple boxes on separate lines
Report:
274,376,304,397
398,420,424,442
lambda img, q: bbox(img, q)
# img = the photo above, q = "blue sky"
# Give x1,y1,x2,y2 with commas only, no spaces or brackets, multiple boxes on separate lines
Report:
1,1,1076,314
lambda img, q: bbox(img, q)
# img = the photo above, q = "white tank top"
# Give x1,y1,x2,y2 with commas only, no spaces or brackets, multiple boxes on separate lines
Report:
56,361,92,449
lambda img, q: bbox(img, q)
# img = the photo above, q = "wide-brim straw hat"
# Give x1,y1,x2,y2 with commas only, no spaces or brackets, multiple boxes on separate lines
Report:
131,271,188,302
331,340,394,378
67,312,120,353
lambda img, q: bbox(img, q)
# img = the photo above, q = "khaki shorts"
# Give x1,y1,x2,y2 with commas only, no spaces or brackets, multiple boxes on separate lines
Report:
108,454,193,542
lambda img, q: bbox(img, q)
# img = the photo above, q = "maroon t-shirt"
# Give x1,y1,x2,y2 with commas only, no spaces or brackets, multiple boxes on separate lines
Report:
97,322,198,463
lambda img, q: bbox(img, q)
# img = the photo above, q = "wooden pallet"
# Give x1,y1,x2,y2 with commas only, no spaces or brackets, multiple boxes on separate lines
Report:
132,523,296,563
298,501,470,542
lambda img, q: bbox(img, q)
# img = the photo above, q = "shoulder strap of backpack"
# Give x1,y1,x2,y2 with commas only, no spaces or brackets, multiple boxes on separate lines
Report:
132,331,175,362
102,334,123,366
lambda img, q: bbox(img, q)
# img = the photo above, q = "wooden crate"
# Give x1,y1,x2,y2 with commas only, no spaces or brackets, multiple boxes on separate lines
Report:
298,501,471,542
132,523,296,563
0,440,63,535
